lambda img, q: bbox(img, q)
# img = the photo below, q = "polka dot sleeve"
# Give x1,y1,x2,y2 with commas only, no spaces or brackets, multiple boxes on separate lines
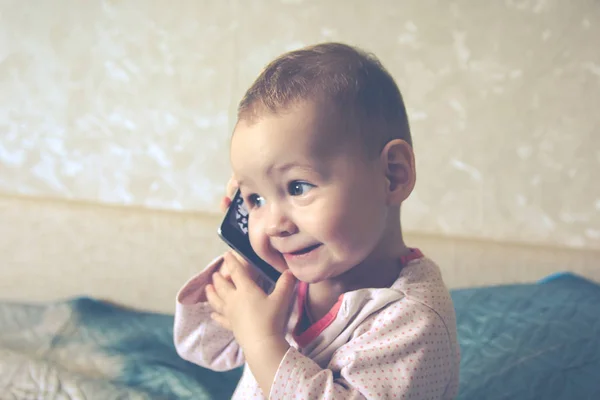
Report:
269,300,456,399
173,256,245,371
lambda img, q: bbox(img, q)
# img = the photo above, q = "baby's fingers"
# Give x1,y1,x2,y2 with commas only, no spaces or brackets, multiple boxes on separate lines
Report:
210,312,232,331
226,175,239,199
206,284,225,314
220,196,232,213
220,175,239,213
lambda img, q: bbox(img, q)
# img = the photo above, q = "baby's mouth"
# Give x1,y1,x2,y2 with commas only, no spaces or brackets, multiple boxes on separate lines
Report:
289,243,322,255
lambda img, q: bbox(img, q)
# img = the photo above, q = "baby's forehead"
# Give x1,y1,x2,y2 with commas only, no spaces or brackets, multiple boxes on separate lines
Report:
230,120,367,184
231,127,356,172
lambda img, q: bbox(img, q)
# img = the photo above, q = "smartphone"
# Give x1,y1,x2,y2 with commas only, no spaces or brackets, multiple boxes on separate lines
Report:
217,190,281,293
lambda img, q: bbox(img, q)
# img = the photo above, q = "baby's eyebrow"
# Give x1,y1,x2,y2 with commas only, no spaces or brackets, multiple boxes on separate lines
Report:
271,162,316,173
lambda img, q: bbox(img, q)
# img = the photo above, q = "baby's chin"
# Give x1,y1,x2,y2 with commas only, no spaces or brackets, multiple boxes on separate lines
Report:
283,263,339,284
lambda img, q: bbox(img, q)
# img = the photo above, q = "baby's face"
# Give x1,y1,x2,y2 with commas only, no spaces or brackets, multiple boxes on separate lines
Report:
230,101,390,284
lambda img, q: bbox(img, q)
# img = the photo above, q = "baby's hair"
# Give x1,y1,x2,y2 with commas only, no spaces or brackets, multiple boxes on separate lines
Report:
237,42,412,157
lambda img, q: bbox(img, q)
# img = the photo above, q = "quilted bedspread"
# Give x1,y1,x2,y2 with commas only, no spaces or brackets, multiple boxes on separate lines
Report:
0,298,241,399
453,273,600,399
0,273,599,399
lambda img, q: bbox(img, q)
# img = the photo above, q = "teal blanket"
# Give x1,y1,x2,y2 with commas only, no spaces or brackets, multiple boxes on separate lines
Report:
0,298,241,399
1,273,599,399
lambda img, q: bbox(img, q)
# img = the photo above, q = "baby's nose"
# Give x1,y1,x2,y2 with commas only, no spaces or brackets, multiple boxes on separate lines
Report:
265,206,297,237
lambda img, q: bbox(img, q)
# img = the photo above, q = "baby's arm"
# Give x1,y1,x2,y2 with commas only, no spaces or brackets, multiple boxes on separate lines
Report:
173,256,245,371
266,300,457,399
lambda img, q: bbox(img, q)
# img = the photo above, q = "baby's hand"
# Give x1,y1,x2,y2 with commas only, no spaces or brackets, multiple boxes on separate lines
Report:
219,174,239,213
206,252,296,352
222,251,261,283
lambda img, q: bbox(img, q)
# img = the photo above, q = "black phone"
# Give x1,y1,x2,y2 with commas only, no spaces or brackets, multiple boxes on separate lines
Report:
217,190,281,293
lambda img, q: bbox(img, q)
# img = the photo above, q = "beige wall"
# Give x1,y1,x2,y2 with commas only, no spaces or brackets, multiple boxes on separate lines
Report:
1,1,599,311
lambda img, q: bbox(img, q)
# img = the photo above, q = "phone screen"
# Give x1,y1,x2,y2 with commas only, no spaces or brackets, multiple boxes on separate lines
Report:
217,190,281,292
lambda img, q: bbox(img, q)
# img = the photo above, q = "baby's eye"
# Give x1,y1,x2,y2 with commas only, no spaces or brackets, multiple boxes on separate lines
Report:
246,194,265,208
288,181,314,196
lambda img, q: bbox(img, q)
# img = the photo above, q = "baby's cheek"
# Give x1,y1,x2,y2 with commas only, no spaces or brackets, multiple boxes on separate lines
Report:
248,227,264,254
320,207,355,241
325,210,374,258
248,226,276,263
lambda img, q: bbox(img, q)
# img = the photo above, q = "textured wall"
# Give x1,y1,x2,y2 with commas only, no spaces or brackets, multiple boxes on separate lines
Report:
1,0,599,250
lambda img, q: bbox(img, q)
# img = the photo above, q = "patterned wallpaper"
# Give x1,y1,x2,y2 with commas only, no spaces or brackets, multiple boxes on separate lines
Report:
1,0,599,249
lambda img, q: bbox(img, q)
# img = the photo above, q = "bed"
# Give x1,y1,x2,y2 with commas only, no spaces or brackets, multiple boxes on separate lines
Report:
1,273,599,399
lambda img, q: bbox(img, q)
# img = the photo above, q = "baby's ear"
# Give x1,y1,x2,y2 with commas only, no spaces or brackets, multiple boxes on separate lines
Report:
380,139,416,205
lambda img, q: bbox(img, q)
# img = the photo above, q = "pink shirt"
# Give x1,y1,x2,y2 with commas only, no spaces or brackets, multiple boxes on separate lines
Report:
174,249,460,399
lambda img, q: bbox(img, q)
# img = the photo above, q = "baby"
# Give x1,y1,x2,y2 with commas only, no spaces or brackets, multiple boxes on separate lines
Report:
174,42,460,399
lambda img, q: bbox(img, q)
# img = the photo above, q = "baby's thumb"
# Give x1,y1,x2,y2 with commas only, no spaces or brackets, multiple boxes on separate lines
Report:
271,270,297,307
